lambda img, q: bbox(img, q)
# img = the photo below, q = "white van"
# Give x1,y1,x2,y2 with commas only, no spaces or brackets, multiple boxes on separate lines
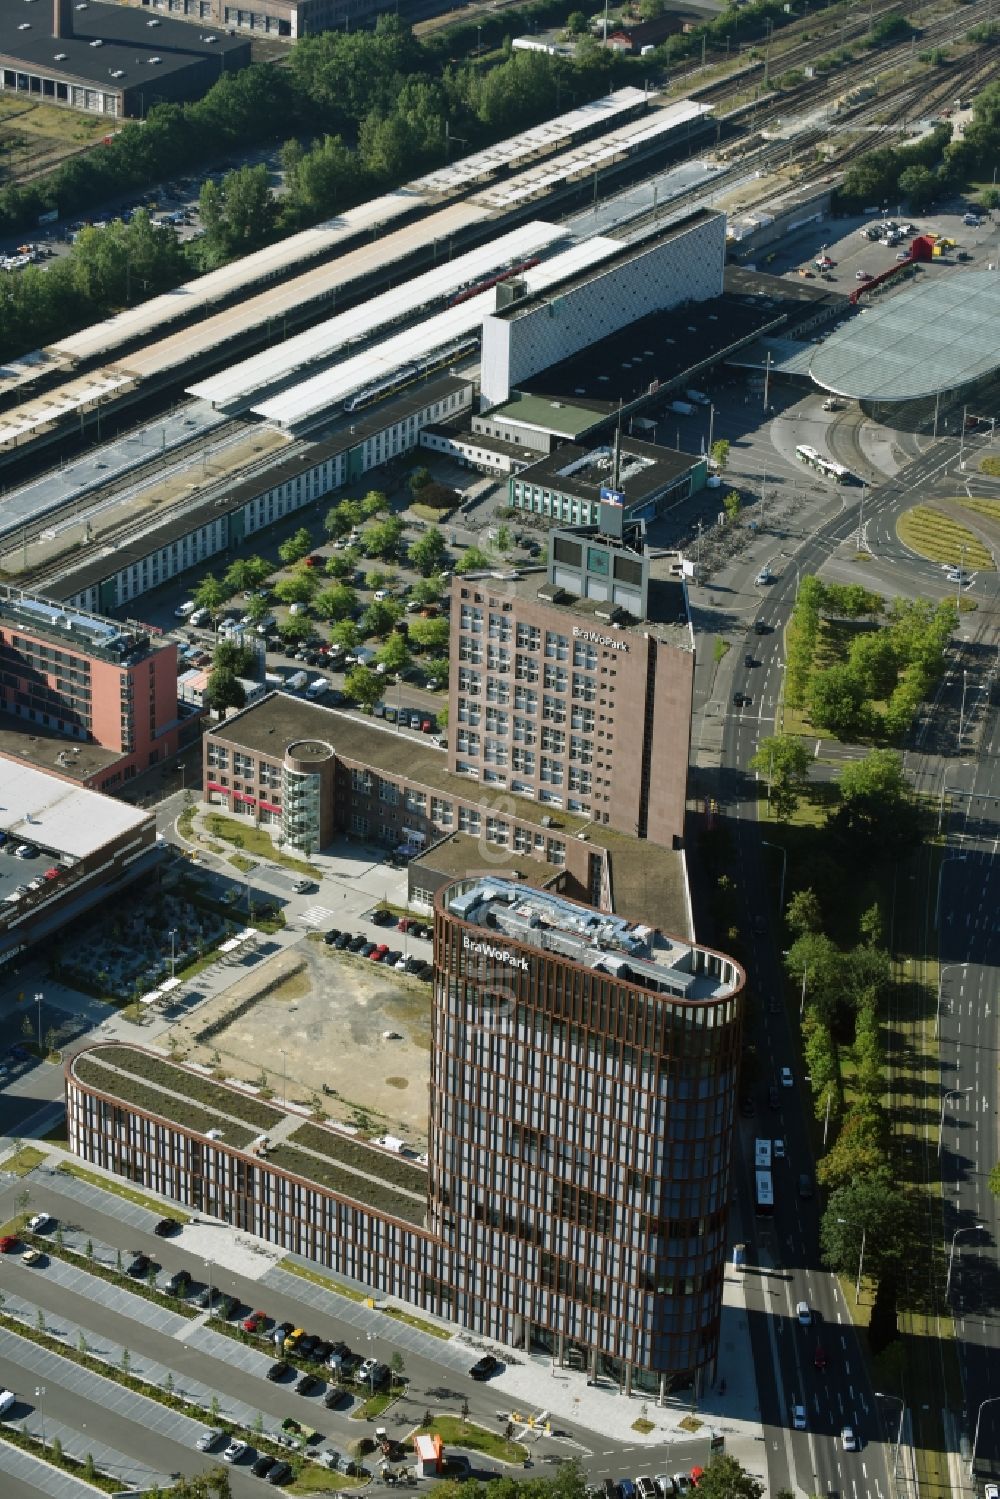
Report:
306,678,329,699
287,670,309,691
175,600,196,618
189,608,209,627
0,1388,16,1417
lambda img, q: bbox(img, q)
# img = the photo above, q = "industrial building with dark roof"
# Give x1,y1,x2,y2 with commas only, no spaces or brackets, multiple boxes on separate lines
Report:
0,0,249,118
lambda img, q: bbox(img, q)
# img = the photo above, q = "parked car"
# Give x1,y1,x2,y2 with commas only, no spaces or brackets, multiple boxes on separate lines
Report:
196,1285,220,1309
322,929,342,946
0,1236,19,1253
222,1438,248,1464
792,1404,807,1430
841,1426,858,1451
243,1310,269,1333
252,1454,277,1478
268,1461,293,1486
164,1268,192,1296
22,1247,43,1266
335,932,353,949
348,935,368,952
324,1385,350,1410
197,1429,225,1452
127,1253,151,1278
27,1213,53,1233
360,942,377,958
780,1066,793,1087
154,1217,180,1237
267,1361,291,1381
371,908,394,926
470,1354,500,1381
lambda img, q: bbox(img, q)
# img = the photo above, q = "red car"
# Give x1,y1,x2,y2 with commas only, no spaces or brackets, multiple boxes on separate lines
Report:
243,1310,268,1333
370,944,388,961
304,554,324,568
421,719,433,732
0,1235,19,1254
43,867,59,881
814,1344,828,1370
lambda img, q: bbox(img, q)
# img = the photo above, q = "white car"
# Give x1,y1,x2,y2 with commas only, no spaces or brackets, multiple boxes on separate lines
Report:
222,1438,247,1463
983,1484,998,1499
654,1477,676,1497
672,1476,691,1495
797,1300,812,1326
22,1247,43,1266
792,1403,807,1430
773,1139,785,1160
841,1426,858,1451
27,1213,53,1232
780,1066,793,1087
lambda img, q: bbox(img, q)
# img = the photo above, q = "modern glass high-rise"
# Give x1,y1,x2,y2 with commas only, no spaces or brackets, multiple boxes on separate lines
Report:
429,876,745,1398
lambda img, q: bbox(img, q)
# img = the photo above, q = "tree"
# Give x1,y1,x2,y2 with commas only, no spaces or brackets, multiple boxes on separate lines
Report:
709,438,730,470
408,616,450,654
408,528,448,577
748,734,810,819
331,618,361,651
412,575,443,605
213,639,258,679
807,663,869,738
848,630,898,701
821,1173,915,1281
361,515,405,560
377,633,411,674
723,490,741,524
121,1346,131,1374
244,593,272,626
409,465,432,497
324,500,360,538
314,583,357,622
278,526,313,566
361,489,387,518
897,164,937,210
784,931,843,1027
194,574,228,616
828,749,922,862
274,572,317,606
566,10,588,33
344,665,383,712
859,902,883,947
989,1161,1000,1198
277,615,313,648
456,545,490,574
50,1435,63,1465
82,1454,96,1482
389,1350,405,1387
204,667,246,714
495,524,512,554
223,556,271,594
361,599,402,638
691,1456,764,1499
785,887,823,937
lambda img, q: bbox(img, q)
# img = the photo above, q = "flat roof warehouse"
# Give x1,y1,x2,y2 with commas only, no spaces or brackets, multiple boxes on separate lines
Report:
0,761,149,858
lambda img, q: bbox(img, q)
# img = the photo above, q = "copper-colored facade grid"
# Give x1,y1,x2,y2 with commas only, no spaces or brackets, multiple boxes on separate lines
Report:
64,878,742,1397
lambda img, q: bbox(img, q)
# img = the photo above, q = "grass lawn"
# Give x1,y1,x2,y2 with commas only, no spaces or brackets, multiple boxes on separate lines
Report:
896,504,994,570
203,813,316,875
291,1470,366,1494
980,456,1000,477
383,1305,451,1340
3,1146,45,1176
281,1258,367,1303
57,1161,190,1222
414,1417,525,1463
351,1391,397,1421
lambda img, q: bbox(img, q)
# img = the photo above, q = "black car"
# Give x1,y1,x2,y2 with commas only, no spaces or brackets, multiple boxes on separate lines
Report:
296,1372,321,1395
323,928,341,945
268,1461,292,1486
196,1285,220,1309
384,950,402,968
164,1268,191,1296
360,942,377,958
266,1361,290,1382
744,653,755,669
329,1340,353,1364
334,932,352,950
415,962,434,981
220,1294,241,1320
371,908,394,927
127,1253,151,1278
733,691,745,707
768,1085,781,1111
154,1217,180,1237
470,1354,500,1381
348,935,367,953
324,1386,350,1410
313,1339,333,1361
297,1335,319,1358
276,1320,295,1338
404,955,423,974
252,1454,277,1478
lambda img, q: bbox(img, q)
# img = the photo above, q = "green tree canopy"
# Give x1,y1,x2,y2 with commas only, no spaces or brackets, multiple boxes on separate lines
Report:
456,545,491,574
314,584,357,622
407,616,450,653
361,515,405,559
213,639,258,678
193,574,228,615
821,1172,915,1281
278,527,313,566
224,556,271,594
274,572,317,605
344,664,383,712
785,887,823,937
749,734,810,819
377,632,411,673
409,528,449,577
690,1456,764,1499
817,1103,886,1191
325,499,363,538
361,599,403,638
204,666,246,714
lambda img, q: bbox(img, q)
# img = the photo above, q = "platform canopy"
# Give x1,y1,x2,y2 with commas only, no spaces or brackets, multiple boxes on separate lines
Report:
809,271,1000,402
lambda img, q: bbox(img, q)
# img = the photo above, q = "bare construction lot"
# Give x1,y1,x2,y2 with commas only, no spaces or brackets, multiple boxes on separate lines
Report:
163,939,432,1148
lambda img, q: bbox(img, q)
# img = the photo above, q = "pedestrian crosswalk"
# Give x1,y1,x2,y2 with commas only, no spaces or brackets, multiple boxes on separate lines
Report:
301,904,334,929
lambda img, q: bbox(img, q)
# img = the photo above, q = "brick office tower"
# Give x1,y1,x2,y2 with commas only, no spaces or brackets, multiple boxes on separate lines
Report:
429,877,745,1398
447,517,694,848
0,584,181,790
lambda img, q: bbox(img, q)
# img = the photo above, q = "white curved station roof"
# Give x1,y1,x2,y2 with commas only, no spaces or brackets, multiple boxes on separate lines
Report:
49,191,428,366
187,221,565,410
810,271,1000,401
253,236,622,431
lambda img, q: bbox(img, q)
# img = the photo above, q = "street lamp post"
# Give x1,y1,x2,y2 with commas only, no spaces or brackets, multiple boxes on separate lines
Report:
761,840,787,915
837,1217,866,1302
958,668,969,742
946,1222,985,1301
876,1391,905,1482
972,1397,1000,1478
169,929,177,982
34,1386,45,1448
33,990,43,1053
938,1085,974,1156
936,961,967,1039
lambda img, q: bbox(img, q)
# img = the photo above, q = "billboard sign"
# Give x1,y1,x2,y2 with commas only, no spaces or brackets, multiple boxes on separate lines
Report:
599,485,624,507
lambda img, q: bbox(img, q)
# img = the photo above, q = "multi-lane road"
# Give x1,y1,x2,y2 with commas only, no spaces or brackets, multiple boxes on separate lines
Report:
690,380,1000,1497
